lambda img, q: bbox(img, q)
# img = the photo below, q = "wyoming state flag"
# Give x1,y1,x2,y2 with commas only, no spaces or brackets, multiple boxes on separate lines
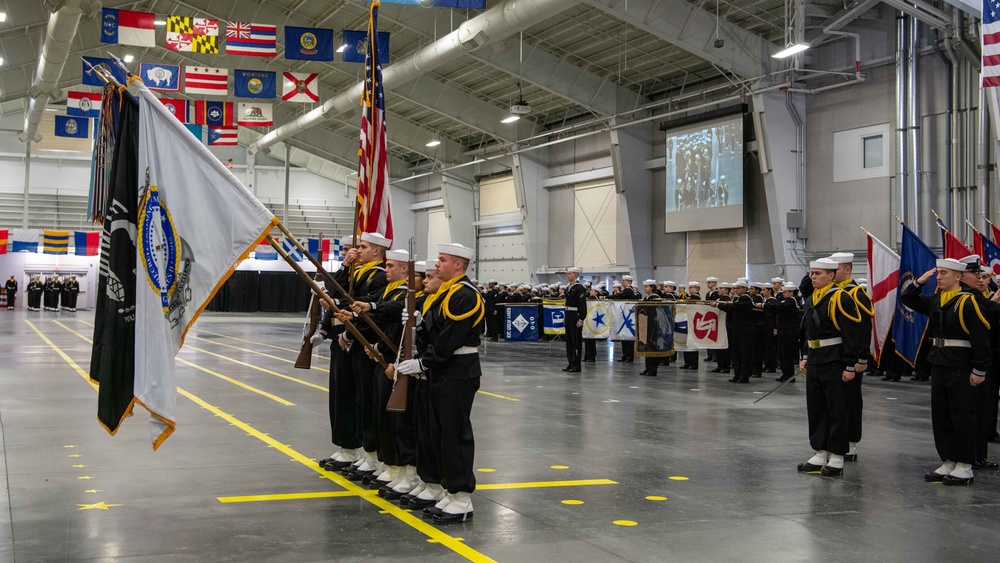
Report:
43,230,70,254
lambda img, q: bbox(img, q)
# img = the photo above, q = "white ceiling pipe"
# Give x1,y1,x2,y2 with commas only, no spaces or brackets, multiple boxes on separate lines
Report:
19,0,101,143
248,0,582,155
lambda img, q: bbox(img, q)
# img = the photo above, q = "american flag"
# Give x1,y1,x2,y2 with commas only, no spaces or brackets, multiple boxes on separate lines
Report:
356,2,393,240
985,0,1000,86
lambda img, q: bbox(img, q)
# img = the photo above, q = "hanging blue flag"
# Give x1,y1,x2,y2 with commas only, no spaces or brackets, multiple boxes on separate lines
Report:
285,26,335,61
183,124,204,142
281,237,305,261
137,62,180,92
54,115,90,138
892,225,937,367
341,30,389,64
505,304,539,342
376,0,486,7
234,70,276,99
82,56,128,87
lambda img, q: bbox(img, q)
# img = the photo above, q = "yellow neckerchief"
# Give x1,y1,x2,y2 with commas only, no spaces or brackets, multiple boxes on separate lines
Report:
939,287,961,308
422,275,461,316
381,279,406,300
983,290,991,299
811,282,835,308
352,260,382,282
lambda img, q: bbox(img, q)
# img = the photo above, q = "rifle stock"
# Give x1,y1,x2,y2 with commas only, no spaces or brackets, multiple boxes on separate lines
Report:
295,282,322,369
386,250,415,412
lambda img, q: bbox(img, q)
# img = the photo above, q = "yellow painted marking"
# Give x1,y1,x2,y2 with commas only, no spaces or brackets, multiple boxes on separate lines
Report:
68,454,81,458
188,335,327,372
476,390,520,402
185,345,329,392
645,496,667,501
84,490,100,494
476,468,496,473
561,500,584,505
613,520,638,527
218,491,361,503
40,321,495,563
64,445,76,448
550,465,570,470
77,476,93,480
477,479,617,490
25,321,97,390
428,538,465,543
176,358,295,406
76,502,121,511
71,465,87,468
668,476,689,481
195,328,328,361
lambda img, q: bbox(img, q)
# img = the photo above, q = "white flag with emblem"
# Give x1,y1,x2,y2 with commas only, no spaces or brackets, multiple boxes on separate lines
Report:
135,80,277,449
581,301,611,339
681,303,728,349
608,301,636,341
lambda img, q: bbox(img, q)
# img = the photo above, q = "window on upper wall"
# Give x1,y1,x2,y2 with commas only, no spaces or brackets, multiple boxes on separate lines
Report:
863,135,883,169
833,123,891,182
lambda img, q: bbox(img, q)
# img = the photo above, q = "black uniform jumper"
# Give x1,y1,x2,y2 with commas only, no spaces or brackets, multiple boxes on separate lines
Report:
563,281,587,371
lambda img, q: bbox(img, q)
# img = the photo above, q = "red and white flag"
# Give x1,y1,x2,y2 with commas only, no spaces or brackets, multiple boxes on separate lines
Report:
282,72,320,103
157,98,188,123
237,103,273,127
184,66,229,96
67,91,102,118
867,231,900,363
225,22,277,57
208,126,238,146
356,3,393,239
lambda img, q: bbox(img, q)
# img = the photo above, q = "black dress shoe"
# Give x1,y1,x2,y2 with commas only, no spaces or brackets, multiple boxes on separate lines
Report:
751,374,762,378
720,369,730,374
737,379,750,384
639,370,648,376
433,511,473,524
844,453,857,462
821,466,843,477
584,359,595,363
369,479,388,490
561,366,571,372
323,459,353,471
422,506,445,519
647,372,658,377
728,377,740,383
399,493,418,506
880,376,894,381
679,365,691,370
407,497,438,509
625,359,633,363
942,475,974,486
797,462,824,472
318,457,336,467
568,367,581,372
974,459,999,470
924,472,947,483
361,474,377,486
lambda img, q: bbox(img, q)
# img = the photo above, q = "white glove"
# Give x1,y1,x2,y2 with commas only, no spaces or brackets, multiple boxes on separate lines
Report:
396,359,424,375
401,309,423,327
309,332,325,346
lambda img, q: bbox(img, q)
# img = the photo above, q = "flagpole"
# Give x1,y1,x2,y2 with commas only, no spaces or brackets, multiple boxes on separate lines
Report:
266,233,389,368
892,213,904,225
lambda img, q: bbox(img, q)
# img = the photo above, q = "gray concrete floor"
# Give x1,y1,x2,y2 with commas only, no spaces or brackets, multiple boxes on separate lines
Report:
2,309,1000,562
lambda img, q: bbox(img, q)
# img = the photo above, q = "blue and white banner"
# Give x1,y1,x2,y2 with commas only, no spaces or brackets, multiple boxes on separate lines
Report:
582,301,611,339
55,115,89,138
341,30,389,63
608,302,636,341
138,63,181,92
542,303,565,335
505,304,539,342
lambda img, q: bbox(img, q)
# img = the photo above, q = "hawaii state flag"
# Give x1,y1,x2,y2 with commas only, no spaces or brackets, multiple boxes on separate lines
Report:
892,225,937,367
74,231,100,256
225,22,277,57
867,231,900,363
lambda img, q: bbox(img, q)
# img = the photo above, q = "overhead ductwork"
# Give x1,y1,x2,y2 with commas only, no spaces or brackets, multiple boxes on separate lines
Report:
19,0,101,143
249,0,583,155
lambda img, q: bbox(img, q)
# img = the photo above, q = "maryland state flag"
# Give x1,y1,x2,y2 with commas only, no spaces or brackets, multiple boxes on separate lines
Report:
0,229,7,255
42,230,70,254
93,79,277,450
74,231,100,256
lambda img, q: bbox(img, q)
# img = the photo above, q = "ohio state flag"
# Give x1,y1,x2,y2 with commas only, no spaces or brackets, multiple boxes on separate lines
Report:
281,72,319,103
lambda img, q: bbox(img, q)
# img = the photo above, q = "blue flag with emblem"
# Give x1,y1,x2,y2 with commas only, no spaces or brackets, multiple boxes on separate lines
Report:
138,62,180,92
83,56,128,87
55,115,89,138
505,304,539,342
609,302,636,341
341,30,389,63
892,224,937,367
285,26,335,61
234,69,276,99
542,302,566,335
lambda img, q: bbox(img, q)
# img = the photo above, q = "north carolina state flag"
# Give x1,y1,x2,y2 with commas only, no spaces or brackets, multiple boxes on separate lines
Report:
281,72,319,103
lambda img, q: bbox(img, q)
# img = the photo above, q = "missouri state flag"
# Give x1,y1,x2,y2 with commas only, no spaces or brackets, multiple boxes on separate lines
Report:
67,91,102,118
55,115,89,138
74,231,100,256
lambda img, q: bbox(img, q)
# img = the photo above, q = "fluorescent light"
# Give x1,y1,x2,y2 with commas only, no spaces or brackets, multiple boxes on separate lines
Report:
123,54,134,63
0,57,4,66
772,43,809,59
154,20,166,26
0,13,7,23
501,115,520,124
336,44,348,53
425,140,441,147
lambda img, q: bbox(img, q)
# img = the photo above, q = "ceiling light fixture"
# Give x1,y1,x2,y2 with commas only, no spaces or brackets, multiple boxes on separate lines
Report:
772,43,809,59
154,20,165,26
501,115,520,124
0,13,7,23
336,44,347,53
123,54,134,63
425,140,441,147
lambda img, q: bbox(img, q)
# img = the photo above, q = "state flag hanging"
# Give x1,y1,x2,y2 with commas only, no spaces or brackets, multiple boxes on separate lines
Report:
67,91,102,118
192,101,235,126
980,231,1000,276
237,103,273,127
11,229,39,252
42,230,70,255
284,26,335,61
0,229,7,254
341,30,389,63
307,237,330,261
138,63,181,92
101,8,156,47
376,0,486,7
235,70,276,98
184,124,204,142
166,15,219,53
157,98,189,123
55,115,89,138
282,72,320,103
83,57,127,87
208,126,238,146
74,231,100,256
184,66,229,96
225,22,277,57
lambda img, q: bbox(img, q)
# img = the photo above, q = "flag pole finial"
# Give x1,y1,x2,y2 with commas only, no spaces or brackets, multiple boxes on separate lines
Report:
892,213,904,225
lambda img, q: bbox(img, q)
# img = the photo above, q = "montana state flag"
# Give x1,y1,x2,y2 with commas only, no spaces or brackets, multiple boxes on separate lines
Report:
42,230,70,254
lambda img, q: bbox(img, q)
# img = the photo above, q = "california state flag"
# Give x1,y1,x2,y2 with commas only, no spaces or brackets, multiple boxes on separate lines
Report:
133,80,277,448
866,231,900,363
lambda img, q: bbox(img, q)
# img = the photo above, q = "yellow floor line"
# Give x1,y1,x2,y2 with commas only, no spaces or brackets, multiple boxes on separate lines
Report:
34,320,494,563
195,328,329,361
28,321,97,391
218,491,363,503
476,390,520,402
476,479,618,490
188,334,327,372
184,345,329,392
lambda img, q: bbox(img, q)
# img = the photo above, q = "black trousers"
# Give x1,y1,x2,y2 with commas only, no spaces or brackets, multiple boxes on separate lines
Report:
764,332,778,371
430,377,480,494
28,291,40,309
564,311,582,369
682,351,699,368
777,329,798,378
975,371,999,460
351,344,378,453
413,379,442,484
583,339,597,361
374,364,398,466
644,356,660,375
5,289,13,308
750,328,765,375
329,343,361,450
931,365,978,464
806,362,849,456
731,330,753,381
714,348,730,370
845,371,864,444
394,376,418,466
619,340,635,361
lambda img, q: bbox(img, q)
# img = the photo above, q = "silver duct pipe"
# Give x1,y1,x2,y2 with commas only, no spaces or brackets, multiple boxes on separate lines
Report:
896,15,908,227
19,0,99,143
909,15,920,234
249,0,582,155
979,76,991,221
939,27,958,227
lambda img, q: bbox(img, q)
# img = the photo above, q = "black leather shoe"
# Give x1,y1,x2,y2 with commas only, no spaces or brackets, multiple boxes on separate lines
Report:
942,475,974,486
318,457,336,467
844,453,858,462
924,472,947,483
625,359,633,363
797,462,824,472
323,459,353,471
974,459,999,470
369,479,388,490
584,359,595,363
399,493,418,506
728,377,740,383
679,365,691,370
880,375,894,381
736,379,749,384
422,506,445,519
561,367,571,372
647,372,658,377
407,497,438,509
639,370,648,376
433,511,473,524
568,367,581,372
751,374,762,378
345,469,373,482
820,466,843,477
361,474,377,486
711,368,722,373
383,488,406,501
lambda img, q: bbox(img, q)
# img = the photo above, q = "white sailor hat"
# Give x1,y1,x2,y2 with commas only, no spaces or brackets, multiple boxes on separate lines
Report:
937,258,966,271
958,254,984,271
856,278,867,284
613,281,622,287
706,276,718,282
489,279,496,284
622,275,634,281
687,281,700,287
385,249,409,262
438,243,475,260
828,252,854,264
718,282,734,289
810,257,839,270
781,282,798,291
361,231,392,248
734,280,750,288
752,282,768,289
414,261,428,273
770,277,784,283
567,266,582,274
643,279,657,286
584,280,592,286
424,258,439,270
662,280,676,287
737,277,748,283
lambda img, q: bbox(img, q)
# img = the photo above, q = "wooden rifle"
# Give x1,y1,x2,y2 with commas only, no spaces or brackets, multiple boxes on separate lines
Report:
386,240,416,412
294,274,323,369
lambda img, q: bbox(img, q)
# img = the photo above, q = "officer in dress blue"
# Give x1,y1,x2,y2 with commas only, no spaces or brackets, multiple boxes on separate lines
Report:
639,279,662,377
562,267,587,373
681,282,702,370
